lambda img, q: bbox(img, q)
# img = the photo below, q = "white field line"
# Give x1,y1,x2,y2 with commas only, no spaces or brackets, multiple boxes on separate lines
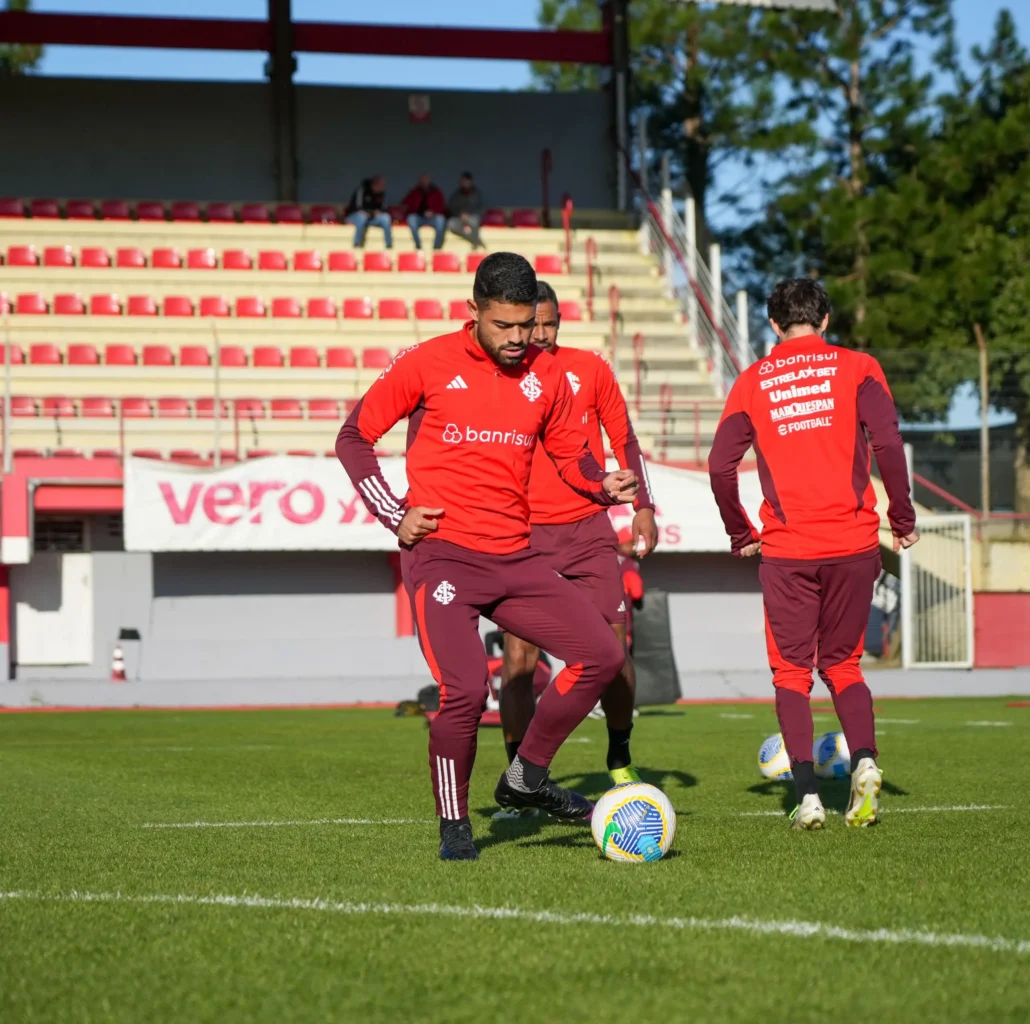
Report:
140,818,433,830
738,804,1008,818
1,890,1027,957
719,713,756,720
966,721,1013,727
877,718,921,725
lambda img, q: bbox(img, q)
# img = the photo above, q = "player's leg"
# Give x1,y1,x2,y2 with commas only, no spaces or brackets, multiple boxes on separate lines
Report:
500,633,541,764
601,620,638,782
760,560,824,829
816,554,883,827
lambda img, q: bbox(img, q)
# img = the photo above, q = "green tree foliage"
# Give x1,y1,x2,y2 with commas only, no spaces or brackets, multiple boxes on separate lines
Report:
0,0,42,76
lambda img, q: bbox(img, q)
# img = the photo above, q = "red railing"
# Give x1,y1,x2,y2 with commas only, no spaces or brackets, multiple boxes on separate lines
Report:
632,332,645,414
561,196,574,271
608,284,620,370
541,148,553,228
658,384,674,462
584,236,598,319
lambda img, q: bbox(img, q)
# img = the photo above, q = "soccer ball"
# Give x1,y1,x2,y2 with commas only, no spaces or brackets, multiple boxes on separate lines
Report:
814,731,851,779
591,783,676,863
758,733,793,780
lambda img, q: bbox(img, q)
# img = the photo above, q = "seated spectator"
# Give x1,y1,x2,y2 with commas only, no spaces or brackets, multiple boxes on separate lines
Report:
402,173,447,250
345,175,392,248
447,171,485,250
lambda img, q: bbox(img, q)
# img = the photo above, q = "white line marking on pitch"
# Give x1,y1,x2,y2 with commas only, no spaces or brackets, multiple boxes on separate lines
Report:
719,713,755,720
140,818,433,830
738,804,1007,818
966,721,1013,727
1,890,1026,957
878,718,920,725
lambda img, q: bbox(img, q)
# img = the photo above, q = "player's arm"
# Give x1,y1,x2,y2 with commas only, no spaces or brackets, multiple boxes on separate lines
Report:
540,370,636,505
856,356,918,548
708,375,761,556
594,354,658,554
335,349,424,536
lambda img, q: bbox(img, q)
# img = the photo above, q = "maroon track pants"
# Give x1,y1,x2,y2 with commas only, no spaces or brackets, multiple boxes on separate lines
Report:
403,539,625,819
761,551,880,765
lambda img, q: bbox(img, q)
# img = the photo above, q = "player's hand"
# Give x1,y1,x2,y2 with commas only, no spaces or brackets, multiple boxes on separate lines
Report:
738,541,762,558
603,470,638,504
893,529,920,552
398,507,444,545
631,508,658,557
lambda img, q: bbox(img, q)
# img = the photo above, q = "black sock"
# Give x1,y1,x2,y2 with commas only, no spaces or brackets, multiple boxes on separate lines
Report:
850,747,876,773
606,725,633,771
504,740,521,765
791,760,819,801
507,754,547,791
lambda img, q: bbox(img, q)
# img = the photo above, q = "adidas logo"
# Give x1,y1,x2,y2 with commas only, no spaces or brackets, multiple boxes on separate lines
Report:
446,375,469,390
618,600,626,613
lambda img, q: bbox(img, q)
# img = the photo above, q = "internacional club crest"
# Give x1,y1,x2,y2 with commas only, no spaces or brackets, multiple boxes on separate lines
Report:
520,372,543,403
433,581,456,605
566,371,581,395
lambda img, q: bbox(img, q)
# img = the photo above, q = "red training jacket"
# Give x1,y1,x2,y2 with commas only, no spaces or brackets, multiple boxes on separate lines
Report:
336,325,616,555
708,335,916,562
401,185,447,218
529,345,654,524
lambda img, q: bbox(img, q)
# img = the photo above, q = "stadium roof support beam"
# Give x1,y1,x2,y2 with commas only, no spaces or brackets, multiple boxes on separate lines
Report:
268,0,298,203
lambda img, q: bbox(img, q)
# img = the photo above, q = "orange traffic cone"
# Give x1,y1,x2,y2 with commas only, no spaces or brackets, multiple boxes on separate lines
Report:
111,643,126,682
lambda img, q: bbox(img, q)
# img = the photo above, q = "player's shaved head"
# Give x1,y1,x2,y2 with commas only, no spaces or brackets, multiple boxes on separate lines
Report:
768,278,832,338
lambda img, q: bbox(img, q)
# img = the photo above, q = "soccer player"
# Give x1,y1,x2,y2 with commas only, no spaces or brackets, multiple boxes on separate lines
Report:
499,281,657,800
708,278,918,830
336,253,639,860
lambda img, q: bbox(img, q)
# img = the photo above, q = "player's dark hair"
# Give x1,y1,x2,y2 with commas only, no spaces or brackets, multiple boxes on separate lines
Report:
767,278,832,333
473,252,538,309
536,280,559,307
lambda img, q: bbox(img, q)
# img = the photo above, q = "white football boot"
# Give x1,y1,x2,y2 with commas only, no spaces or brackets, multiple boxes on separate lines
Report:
789,793,827,830
845,757,882,827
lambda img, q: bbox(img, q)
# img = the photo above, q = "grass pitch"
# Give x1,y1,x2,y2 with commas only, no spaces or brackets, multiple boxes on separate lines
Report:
1,698,1028,1022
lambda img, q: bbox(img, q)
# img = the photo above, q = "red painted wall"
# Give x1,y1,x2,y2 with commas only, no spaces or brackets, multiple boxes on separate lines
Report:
974,593,1030,668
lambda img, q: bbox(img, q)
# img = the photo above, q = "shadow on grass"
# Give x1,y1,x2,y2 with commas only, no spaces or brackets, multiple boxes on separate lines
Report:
554,767,698,800
747,776,910,815
635,709,686,718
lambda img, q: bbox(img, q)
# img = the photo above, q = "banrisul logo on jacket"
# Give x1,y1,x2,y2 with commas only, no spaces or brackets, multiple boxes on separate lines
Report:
440,424,535,447
520,372,543,402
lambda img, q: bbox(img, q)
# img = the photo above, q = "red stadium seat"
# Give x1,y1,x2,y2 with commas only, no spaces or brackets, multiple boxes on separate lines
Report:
343,398,359,416
378,298,408,320
136,201,166,221
449,299,470,320
104,344,136,365
294,250,322,272
248,449,276,459
180,346,211,366
223,249,252,271
188,248,217,270
199,296,229,318
235,297,266,318
0,198,25,218
219,346,248,367
234,398,265,418
52,448,85,458
363,252,392,273
16,293,47,315
206,201,236,222
308,398,340,420
558,300,583,321
42,396,75,417
289,347,320,368
196,398,230,418
241,203,270,223
343,297,373,319
8,246,38,267
43,246,74,268
482,209,507,227
2,344,23,364
362,347,392,369
253,346,284,367
128,295,158,317
65,199,95,220
171,201,201,222
309,204,339,224
534,254,564,275
30,199,60,219
327,251,357,272
132,449,164,460
82,397,114,418
101,199,131,221
30,344,62,365
163,296,194,317
55,294,86,315
466,253,486,273
275,203,304,224
414,299,443,320
306,297,336,319
271,297,301,319
90,294,122,316
68,344,99,365
121,397,152,419
157,397,190,418
0,294,8,316
81,247,111,268
287,449,316,457
513,209,542,228
271,398,303,419
170,449,201,461
116,247,147,269
152,247,182,269
92,449,121,460
326,347,356,369
432,252,461,273
258,250,287,272
11,396,36,416
398,251,426,273
142,344,174,366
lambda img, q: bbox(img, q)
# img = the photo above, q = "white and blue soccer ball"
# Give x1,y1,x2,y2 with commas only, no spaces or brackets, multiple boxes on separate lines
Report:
758,733,793,780
814,731,851,779
591,782,676,863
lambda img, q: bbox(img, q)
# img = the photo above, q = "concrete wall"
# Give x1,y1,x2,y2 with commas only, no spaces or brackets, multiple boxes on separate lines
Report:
0,77,614,209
